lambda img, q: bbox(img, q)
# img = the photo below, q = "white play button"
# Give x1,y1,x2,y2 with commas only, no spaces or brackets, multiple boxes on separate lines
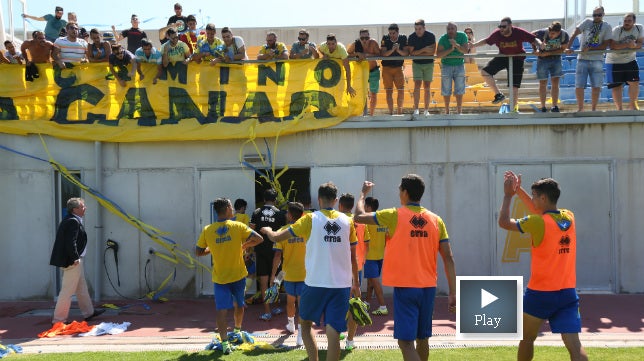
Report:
481,288,499,308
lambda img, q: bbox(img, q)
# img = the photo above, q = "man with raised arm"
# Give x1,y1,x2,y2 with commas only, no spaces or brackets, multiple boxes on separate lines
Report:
354,175,456,361
498,171,587,361
469,17,540,112
22,6,67,42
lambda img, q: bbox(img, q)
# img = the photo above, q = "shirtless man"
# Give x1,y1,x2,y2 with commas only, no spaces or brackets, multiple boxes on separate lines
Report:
21,30,54,64
348,28,381,116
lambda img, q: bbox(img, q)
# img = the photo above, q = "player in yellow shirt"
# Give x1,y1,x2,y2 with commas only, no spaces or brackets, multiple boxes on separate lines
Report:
233,198,250,225
271,202,306,346
338,193,370,350
232,198,255,298
195,198,263,355
363,196,389,316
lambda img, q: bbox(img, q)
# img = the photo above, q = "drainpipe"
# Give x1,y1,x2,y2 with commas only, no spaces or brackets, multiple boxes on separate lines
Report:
94,141,103,301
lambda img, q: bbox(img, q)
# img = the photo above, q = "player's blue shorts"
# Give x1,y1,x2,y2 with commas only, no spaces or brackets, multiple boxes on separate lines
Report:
284,281,305,297
299,284,351,333
364,259,383,279
213,277,246,310
393,287,436,341
245,252,256,274
246,260,256,274
524,288,581,333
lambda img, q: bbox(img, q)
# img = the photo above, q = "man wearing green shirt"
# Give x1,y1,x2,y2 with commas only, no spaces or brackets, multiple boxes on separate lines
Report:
436,22,469,114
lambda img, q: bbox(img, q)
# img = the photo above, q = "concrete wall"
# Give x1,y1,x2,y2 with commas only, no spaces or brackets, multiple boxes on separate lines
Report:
1,113,643,300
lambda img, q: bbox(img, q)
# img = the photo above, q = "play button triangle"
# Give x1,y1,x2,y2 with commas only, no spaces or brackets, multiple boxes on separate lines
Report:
481,288,499,308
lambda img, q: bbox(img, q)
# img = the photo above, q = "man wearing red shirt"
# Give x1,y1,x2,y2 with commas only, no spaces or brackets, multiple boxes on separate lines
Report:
470,17,541,112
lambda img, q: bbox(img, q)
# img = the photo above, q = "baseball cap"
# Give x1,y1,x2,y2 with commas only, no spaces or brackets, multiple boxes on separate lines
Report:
103,32,115,43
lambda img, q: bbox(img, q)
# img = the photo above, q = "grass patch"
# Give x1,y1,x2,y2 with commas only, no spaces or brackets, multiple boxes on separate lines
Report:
10,347,644,360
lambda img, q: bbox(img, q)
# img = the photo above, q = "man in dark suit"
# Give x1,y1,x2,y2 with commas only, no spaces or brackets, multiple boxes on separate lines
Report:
50,197,104,324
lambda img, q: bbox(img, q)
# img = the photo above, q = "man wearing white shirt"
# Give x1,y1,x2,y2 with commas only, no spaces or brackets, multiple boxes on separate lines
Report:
52,22,88,68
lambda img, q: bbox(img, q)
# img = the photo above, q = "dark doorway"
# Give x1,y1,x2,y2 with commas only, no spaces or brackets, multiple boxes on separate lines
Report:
254,168,310,209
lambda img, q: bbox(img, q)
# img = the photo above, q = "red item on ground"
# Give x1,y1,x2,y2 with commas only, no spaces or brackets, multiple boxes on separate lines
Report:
38,321,94,338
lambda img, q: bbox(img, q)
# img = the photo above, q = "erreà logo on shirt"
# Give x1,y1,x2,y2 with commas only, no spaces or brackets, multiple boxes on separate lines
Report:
261,208,276,223
215,225,231,243
323,221,342,243
558,234,571,254
409,215,428,238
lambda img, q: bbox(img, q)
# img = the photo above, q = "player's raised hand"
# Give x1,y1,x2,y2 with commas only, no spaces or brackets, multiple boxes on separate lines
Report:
503,171,518,196
361,181,374,195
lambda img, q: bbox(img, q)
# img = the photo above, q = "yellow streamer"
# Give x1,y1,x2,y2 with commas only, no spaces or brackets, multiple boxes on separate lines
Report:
38,135,210,300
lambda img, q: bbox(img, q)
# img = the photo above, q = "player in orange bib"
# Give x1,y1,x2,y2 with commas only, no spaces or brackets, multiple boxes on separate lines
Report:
498,171,587,361
355,174,456,361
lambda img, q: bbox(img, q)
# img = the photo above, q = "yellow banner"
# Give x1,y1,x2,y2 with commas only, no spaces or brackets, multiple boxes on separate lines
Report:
0,60,368,142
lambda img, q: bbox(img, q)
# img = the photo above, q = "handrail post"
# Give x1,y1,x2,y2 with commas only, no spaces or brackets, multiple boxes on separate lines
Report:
508,55,514,110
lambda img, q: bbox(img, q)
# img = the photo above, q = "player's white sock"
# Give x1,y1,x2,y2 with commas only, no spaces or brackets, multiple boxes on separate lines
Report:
286,317,296,333
296,324,303,346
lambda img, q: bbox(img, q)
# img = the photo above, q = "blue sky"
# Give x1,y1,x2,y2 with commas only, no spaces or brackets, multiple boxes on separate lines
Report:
1,0,636,32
